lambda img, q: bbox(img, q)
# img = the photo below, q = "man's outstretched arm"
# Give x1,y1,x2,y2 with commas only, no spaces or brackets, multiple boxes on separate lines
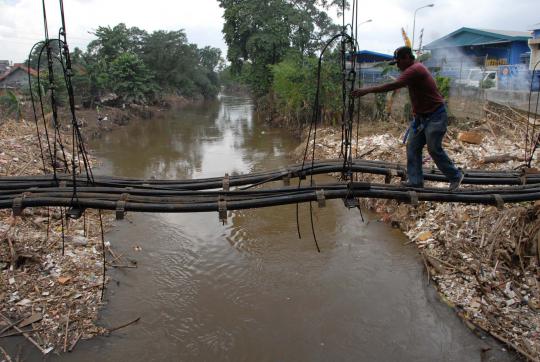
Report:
351,80,405,97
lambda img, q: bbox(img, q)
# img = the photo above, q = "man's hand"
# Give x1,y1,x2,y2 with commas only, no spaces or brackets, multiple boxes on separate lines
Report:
351,88,370,98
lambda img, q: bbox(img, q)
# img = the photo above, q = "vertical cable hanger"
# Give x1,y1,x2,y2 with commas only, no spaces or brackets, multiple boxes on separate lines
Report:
296,0,359,250
30,1,105,290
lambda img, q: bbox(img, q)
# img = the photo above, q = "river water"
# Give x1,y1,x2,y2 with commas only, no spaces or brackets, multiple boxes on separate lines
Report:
47,94,511,361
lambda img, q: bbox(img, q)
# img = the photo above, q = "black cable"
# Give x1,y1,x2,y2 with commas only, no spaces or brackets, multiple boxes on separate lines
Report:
98,209,106,301
27,41,48,173
525,60,540,167
3,185,540,212
295,32,347,242
35,41,55,172
309,88,321,252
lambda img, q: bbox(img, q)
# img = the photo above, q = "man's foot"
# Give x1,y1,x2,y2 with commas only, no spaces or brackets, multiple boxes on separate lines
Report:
449,172,464,191
400,181,423,188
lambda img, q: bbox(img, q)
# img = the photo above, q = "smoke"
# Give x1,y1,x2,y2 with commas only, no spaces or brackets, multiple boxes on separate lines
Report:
425,47,486,84
427,47,538,92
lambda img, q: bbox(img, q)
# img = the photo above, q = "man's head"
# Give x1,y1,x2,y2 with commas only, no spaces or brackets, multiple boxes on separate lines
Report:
389,46,415,71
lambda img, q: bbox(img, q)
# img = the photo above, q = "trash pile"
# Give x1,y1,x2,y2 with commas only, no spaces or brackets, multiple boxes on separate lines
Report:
298,104,540,360
0,119,115,357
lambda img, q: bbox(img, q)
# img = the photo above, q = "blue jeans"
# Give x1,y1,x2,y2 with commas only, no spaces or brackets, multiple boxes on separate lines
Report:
406,107,461,186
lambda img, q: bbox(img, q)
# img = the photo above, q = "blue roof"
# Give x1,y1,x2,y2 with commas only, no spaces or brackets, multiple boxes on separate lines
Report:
351,50,393,62
425,27,531,49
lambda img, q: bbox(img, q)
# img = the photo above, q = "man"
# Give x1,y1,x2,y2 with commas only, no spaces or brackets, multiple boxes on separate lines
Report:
352,46,463,191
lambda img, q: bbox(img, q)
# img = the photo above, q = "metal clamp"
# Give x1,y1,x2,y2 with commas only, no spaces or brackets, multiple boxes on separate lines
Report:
223,173,230,191
384,169,397,184
395,164,407,181
316,189,326,208
218,197,227,224
493,194,505,210
408,191,419,206
115,200,126,220
12,197,23,216
283,168,291,186
519,167,537,185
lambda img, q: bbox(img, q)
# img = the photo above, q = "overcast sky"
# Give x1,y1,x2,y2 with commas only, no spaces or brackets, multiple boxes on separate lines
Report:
1,0,539,63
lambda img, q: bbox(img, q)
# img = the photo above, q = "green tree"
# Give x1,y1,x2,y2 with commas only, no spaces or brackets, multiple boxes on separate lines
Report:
219,0,343,95
87,23,147,62
108,53,156,104
140,31,221,99
32,23,224,106
198,46,223,72
141,30,191,90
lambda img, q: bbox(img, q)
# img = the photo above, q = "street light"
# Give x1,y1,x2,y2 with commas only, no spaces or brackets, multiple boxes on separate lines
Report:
359,19,373,27
354,19,372,39
412,4,434,51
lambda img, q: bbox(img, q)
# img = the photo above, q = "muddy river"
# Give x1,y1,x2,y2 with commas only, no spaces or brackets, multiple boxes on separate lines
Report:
47,94,512,361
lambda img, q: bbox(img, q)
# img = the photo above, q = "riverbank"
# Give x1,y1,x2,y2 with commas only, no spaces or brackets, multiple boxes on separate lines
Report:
296,103,540,360
0,118,118,357
0,95,204,358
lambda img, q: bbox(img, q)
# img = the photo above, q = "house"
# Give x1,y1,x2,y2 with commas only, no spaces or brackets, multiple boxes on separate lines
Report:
0,63,38,89
0,60,11,75
424,27,532,68
529,28,540,70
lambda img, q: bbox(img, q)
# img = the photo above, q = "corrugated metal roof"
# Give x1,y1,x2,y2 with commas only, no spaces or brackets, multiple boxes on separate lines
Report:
425,27,532,50
478,29,531,37
355,50,393,59
352,50,393,62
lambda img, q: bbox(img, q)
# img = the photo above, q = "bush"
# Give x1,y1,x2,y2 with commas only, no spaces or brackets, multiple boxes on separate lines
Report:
270,52,342,126
0,90,22,121
435,75,451,102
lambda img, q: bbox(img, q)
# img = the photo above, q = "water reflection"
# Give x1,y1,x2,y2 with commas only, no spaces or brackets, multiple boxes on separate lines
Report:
93,95,288,180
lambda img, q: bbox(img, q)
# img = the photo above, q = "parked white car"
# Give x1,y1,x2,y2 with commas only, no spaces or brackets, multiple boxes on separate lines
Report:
456,69,497,88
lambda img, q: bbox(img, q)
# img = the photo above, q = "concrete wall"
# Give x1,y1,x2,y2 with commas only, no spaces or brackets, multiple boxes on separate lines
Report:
485,89,540,113
447,86,486,120
446,87,538,119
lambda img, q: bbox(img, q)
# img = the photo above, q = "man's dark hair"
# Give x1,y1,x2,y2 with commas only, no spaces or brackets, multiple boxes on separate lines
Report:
394,46,415,60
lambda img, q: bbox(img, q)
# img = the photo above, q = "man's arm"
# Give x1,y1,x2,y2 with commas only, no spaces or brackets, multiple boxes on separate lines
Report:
351,80,405,97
